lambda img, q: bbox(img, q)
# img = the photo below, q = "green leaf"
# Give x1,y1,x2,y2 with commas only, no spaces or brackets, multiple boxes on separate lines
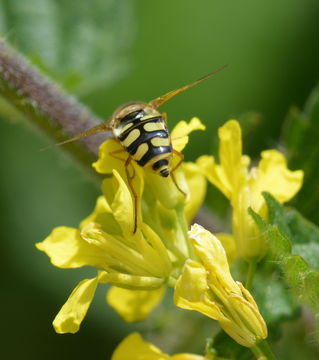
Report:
245,198,300,337
249,194,319,340
262,193,319,269
253,270,299,327
262,192,292,239
284,208,319,245
0,0,134,95
292,243,319,270
248,207,292,256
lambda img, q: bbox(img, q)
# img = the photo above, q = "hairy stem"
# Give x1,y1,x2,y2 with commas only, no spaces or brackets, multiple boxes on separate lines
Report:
0,37,108,176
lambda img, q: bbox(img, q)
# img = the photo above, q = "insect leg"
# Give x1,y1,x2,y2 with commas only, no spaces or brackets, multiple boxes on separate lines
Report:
124,156,138,233
170,149,186,196
109,149,138,232
109,148,127,162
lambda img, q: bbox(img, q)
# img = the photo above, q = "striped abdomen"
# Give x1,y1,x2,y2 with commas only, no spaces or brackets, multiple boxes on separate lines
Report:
116,110,172,177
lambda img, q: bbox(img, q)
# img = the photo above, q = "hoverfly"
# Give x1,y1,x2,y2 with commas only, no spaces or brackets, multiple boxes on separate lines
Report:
51,65,227,231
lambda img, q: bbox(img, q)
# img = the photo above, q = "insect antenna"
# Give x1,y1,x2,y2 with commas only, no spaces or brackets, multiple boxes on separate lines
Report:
148,64,228,109
41,122,112,150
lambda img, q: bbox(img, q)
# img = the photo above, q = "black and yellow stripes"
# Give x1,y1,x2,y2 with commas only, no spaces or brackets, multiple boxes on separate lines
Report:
51,68,226,180
152,159,170,177
116,112,172,176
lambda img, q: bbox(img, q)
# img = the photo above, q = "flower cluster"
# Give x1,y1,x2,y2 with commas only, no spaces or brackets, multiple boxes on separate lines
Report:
175,224,267,347
37,116,303,358
37,118,206,333
198,120,303,260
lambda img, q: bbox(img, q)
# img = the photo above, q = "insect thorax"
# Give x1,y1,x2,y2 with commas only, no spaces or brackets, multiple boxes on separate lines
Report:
112,103,172,176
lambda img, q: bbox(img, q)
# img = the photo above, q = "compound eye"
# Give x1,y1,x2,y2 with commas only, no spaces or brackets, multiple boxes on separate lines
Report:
121,110,145,124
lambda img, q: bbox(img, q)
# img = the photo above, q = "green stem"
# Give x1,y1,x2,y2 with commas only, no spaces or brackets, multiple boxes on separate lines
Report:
258,340,277,360
0,37,106,179
251,340,277,360
250,344,265,359
245,258,258,291
167,276,177,287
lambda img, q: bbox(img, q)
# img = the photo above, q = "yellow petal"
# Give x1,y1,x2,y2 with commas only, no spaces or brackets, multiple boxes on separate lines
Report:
171,117,206,152
93,138,124,175
107,286,166,322
215,233,237,265
177,226,268,347
197,120,250,199
101,169,143,230
80,196,112,228
102,272,165,290
182,162,207,223
93,139,145,217
197,155,230,198
138,223,172,277
172,355,205,360
53,276,99,334
111,333,204,360
174,259,225,320
218,120,249,193
232,187,266,260
81,222,156,276
111,170,135,235
36,226,108,269
218,119,242,165
145,169,185,210
189,224,239,293
250,149,303,211
111,332,170,360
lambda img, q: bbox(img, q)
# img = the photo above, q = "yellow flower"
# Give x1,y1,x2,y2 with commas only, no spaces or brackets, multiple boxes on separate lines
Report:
37,173,171,333
107,286,167,323
198,120,303,260
37,118,207,333
94,117,206,216
174,224,267,348
93,117,206,263
111,332,206,360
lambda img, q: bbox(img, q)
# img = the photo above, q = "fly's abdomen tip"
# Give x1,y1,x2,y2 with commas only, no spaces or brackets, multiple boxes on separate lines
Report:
152,159,170,177
160,168,170,177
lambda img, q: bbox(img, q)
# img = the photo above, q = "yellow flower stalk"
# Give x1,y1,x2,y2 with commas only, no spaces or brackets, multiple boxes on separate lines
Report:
36,118,207,333
174,224,267,348
111,332,206,360
198,120,303,260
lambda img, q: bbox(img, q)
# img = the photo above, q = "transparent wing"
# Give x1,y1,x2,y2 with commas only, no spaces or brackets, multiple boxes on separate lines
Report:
148,64,228,109
42,122,112,150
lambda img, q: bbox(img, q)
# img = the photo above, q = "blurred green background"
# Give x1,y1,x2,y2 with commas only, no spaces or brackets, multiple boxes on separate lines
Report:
1,0,319,359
